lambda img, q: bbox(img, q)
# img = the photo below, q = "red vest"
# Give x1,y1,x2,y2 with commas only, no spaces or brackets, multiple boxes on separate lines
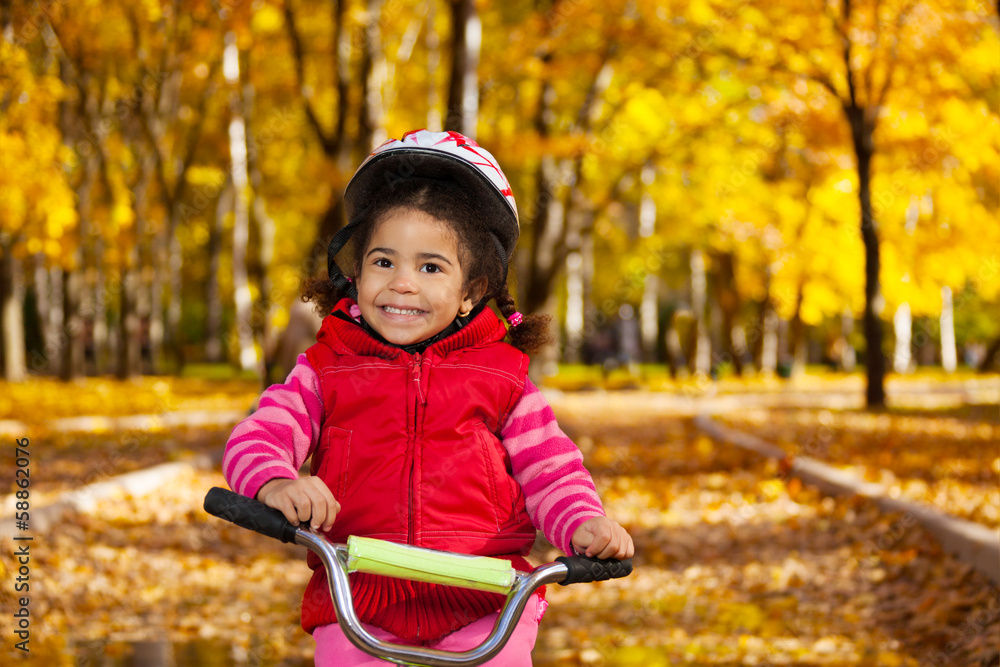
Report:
300,299,537,641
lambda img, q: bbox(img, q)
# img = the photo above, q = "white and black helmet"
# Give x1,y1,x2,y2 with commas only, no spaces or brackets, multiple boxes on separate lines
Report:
328,130,519,299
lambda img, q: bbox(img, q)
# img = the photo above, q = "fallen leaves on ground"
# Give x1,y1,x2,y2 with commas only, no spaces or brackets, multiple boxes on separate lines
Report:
532,407,999,666
1,425,234,503
718,407,1000,528
1,389,997,666
0,376,260,423
0,469,314,666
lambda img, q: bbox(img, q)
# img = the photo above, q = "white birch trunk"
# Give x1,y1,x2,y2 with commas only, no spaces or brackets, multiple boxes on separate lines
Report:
1,247,26,381
690,248,711,375
205,186,230,363
840,309,856,372
760,310,778,374
364,0,387,150
639,164,658,361
425,0,441,131
226,33,258,372
459,6,480,138
893,302,912,373
940,286,957,373
564,250,584,363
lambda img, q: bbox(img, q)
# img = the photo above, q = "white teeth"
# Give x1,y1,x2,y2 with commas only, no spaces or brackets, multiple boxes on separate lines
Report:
382,306,422,315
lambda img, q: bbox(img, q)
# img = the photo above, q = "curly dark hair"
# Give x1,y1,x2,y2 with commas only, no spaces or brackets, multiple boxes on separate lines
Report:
303,177,551,355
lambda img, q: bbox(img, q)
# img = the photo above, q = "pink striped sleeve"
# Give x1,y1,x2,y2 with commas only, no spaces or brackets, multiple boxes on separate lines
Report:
222,354,324,499
501,378,605,556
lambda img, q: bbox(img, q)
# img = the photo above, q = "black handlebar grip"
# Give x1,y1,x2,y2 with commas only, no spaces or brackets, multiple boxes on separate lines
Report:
203,487,299,544
555,555,633,585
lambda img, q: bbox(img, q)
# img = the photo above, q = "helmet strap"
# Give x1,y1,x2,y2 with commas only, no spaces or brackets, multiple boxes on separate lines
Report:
327,218,363,302
491,233,509,287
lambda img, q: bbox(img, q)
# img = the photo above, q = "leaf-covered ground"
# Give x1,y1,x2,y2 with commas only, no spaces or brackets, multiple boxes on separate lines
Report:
0,376,260,423
1,426,235,502
535,402,999,667
718,406,1000,529
1,384,997,666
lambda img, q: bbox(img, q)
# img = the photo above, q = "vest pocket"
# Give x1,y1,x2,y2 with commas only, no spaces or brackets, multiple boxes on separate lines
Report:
316,425,353,500
474,425,519,530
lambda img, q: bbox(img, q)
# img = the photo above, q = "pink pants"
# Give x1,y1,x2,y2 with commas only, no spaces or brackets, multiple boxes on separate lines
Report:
313,594,547,666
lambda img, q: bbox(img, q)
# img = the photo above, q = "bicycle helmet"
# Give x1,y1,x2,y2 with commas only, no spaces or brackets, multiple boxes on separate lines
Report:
327,130,519,300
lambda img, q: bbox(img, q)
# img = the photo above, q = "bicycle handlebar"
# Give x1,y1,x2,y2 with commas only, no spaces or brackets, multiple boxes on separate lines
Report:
556,554,634,584
203,487,633,666
204,487,632,586
204,486,298,544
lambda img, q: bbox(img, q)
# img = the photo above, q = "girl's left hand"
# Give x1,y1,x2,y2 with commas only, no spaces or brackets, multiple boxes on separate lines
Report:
571,517,634,560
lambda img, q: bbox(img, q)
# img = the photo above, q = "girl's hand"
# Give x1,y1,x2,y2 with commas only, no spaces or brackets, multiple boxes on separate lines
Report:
571,517,634,560
256,477,340,532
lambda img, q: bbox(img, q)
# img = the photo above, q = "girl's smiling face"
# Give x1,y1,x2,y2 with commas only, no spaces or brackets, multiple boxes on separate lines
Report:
355,207,481,346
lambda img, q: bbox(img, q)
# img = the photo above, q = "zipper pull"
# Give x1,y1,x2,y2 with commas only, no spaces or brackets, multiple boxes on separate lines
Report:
412,353,427,404
411,353,421,380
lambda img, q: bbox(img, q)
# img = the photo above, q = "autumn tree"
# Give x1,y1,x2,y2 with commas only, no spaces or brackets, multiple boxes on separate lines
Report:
713,0,998,406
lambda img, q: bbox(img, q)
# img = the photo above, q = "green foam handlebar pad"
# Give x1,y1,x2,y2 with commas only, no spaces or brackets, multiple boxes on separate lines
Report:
346,536,516,594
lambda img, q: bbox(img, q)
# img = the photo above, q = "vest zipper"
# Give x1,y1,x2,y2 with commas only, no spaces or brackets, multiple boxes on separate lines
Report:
408,353,421,545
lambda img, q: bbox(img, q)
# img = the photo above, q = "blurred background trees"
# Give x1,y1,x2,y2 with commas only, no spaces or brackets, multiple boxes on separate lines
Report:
1,0,997,407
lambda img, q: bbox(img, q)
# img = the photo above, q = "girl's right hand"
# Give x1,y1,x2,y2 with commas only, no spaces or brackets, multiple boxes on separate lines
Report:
256,477,340,532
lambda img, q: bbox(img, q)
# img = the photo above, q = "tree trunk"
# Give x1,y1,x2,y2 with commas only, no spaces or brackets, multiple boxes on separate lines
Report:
892,302,912,374
425,0,442,130
564,250,584,363
524,152,566,313
205,186,230,363
639,164,658,362
359,0,387,151
149,233,164,370
60,265,84,380
978,335,1000,372
753,267,779,374
1,245,27,382
788,283,807,377
31,254,51,374
939,286,956,373
244,65,277,386
226,32,258,373
760,310,778,374
562,182,591,363
582,228,595,359
665,312,684,377
89,235,108,374
840,309,856,372
848,107,886,406
117,266,141,380
445,0,480,137
689,248,711,375
118,153,153,380
712,251,744,375
46,264,64,376
639,277,660,362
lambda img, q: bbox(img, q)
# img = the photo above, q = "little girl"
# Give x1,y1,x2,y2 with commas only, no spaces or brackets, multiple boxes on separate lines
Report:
223,130,633,665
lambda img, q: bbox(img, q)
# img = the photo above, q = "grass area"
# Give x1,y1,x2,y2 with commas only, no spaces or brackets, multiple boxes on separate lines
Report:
180,363,264,382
